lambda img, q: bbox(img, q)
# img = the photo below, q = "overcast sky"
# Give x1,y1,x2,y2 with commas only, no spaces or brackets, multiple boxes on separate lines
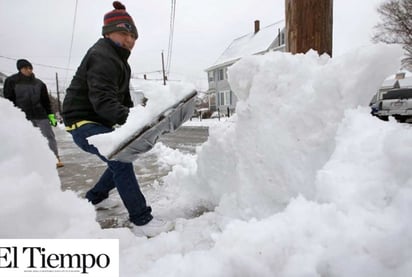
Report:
0,0,385,91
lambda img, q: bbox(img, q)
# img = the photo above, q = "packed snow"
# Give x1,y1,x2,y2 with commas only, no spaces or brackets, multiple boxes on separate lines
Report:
2,43,412,276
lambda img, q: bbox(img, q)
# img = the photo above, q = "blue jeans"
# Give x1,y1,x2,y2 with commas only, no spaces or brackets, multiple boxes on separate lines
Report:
69,123,153,225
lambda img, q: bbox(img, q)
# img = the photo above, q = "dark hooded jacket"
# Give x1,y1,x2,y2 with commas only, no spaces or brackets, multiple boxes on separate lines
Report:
62,38,134,128
3,72,52,120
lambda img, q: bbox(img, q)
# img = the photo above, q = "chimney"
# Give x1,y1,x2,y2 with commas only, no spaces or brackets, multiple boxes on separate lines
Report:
254,20,260,33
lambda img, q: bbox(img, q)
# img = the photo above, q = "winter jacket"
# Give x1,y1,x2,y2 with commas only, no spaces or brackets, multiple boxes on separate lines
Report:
3,72,52,120
62,38,134,128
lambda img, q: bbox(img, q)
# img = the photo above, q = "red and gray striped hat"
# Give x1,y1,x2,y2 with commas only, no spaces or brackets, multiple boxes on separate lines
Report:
102,1,138,38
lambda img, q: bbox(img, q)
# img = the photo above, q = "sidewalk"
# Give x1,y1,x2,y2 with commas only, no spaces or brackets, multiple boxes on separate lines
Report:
55,124,209,228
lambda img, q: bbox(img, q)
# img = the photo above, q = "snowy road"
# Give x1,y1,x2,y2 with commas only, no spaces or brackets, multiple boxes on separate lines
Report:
56,125,208,228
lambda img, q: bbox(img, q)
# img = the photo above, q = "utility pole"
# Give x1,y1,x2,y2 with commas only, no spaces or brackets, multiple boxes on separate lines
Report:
161,51,167,86
55,72,62,115
285,0,333,57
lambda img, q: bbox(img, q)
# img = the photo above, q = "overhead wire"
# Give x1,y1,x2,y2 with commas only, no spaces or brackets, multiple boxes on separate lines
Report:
2,1,177,85
0,55,73,90
0,55,72,71
166,0,176,75
64,0,79,89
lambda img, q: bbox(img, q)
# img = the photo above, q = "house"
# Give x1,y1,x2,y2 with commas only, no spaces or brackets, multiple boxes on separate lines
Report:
0,72,8,97
380,70,412,92
205,20,286,115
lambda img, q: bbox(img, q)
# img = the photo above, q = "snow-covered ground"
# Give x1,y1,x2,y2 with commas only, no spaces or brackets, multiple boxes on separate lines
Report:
2,43,412,276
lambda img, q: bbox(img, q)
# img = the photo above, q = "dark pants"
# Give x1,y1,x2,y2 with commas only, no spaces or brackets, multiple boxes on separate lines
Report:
69,123,152,225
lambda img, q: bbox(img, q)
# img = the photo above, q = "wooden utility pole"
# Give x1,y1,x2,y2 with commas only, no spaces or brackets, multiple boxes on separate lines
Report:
161,51,167,86
55,72,62,115
285,0,333,56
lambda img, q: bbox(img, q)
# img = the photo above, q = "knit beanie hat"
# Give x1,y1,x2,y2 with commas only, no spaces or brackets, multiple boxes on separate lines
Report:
16,59,33,71
102,1,138,39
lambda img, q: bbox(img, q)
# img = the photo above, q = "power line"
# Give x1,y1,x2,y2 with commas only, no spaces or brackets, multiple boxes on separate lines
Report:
0,55,73,71
134,69,164,75
166,0,176,74
64,0,79,87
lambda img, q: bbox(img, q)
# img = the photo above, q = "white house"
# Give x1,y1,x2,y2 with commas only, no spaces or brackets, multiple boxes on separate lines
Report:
205,20,286,115
381,70,412,91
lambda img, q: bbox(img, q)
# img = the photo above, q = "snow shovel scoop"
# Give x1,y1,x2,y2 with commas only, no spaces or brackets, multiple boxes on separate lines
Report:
107,90,197,162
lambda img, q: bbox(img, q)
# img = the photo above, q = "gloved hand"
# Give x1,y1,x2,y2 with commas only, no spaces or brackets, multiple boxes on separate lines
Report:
48,114,58,127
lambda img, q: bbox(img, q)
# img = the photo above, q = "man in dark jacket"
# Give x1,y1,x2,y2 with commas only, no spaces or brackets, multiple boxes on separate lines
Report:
62,1,173,237
4,59,64,168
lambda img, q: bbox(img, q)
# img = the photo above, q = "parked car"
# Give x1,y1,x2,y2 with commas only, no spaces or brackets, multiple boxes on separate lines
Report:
370,71,412,122
371,88,412,122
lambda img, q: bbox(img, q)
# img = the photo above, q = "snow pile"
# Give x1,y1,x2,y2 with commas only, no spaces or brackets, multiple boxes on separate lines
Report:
0,101,102,238
2,43,412,276
149,44,412,276
169,45,402,218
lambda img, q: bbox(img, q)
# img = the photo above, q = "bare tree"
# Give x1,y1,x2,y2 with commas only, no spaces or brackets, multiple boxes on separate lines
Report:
373,0,412,69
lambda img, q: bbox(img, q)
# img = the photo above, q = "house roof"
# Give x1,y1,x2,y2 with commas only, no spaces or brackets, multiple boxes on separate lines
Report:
206,20,285,71
381,70,412,88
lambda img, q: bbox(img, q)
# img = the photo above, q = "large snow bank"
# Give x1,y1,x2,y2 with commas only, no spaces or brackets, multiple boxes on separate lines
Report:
3,43,412,276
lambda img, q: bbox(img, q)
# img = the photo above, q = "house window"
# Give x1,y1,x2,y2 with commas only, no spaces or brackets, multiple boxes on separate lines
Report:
225,91,231,105
218,90,231,106
219,91,225,105
395,72,406,80
218,69,225,81
208,71,214,82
